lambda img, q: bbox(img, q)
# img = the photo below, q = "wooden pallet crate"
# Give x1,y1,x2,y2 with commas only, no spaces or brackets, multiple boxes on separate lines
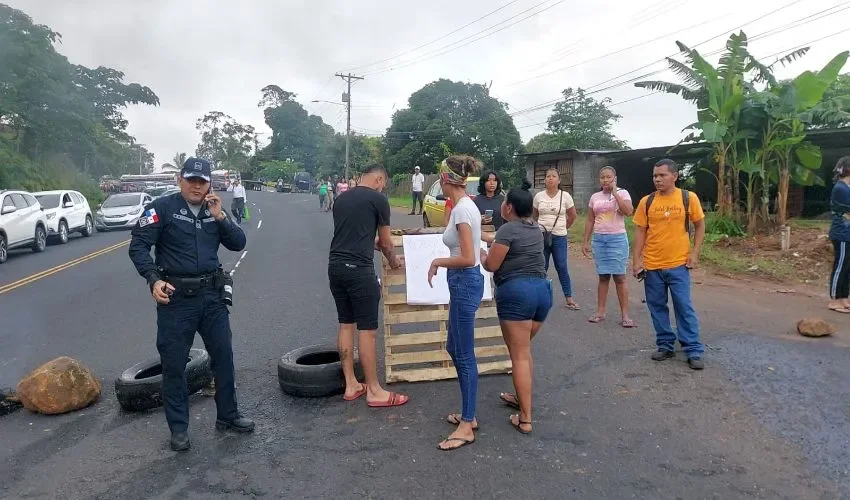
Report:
380,227,512,384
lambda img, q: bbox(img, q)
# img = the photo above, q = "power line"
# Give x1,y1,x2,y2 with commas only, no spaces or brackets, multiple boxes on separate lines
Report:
506,0,816,117
342,0,524,73
362,0,574,76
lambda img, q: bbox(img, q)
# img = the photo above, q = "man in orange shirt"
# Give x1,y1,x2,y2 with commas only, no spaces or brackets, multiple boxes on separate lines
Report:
632,159,706,370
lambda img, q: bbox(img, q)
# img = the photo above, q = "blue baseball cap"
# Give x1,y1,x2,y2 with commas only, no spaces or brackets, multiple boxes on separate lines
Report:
181,157,212,182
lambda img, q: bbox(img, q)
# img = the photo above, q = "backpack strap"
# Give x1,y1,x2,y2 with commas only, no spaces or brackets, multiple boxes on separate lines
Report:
645,192,656,228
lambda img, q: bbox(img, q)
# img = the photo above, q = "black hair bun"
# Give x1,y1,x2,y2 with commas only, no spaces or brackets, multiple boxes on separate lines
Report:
520,178,532,191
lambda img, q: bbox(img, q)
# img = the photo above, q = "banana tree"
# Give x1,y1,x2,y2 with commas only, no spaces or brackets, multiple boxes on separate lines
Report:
760,52,849,227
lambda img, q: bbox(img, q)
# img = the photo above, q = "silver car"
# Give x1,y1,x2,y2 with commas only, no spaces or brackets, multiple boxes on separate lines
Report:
95,192,152,232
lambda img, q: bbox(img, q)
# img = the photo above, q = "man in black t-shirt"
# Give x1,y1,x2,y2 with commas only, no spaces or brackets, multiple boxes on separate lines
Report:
328,165,410,408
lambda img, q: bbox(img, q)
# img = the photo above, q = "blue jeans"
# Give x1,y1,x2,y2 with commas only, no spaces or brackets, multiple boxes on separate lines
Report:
643,265,704,358
543,235,573,297
447,266,484,422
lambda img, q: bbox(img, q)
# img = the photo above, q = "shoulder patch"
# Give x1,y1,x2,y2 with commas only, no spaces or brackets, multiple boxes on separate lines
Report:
138,208,160,227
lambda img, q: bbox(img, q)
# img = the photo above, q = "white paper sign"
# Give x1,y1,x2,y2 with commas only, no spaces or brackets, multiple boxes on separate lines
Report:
402,234,493,305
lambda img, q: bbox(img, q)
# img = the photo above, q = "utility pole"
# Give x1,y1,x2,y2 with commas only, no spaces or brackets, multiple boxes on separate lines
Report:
335,73,364,180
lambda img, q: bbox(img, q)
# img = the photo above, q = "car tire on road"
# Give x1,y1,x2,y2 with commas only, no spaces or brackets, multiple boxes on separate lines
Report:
0,233,7,264
32,225,46,253
423,213,430,228
57,221,69,244
114,348,213,412
81,216,93,237
278,344,364,398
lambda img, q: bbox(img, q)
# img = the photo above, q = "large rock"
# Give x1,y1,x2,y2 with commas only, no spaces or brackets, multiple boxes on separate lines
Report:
16,357,101,415
796,318,836,338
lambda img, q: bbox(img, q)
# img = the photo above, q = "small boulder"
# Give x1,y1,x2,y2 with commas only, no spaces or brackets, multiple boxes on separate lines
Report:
16,357,101,415
796,318,836,338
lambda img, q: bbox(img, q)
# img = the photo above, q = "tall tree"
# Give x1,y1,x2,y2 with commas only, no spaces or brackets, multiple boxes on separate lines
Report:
383,79,523,183
195,111,257,171
172,152,187,169
544,87,628,150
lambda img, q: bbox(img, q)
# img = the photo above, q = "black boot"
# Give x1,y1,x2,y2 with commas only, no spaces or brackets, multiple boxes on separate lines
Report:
170,431,190,452
215,416,255,433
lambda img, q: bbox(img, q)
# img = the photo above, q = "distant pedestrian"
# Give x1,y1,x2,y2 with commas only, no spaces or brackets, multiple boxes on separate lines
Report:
582,166,635,327
410,166,425,215
328,165,409,409
533,168,580,310
473,171,505,230
429,155,483,451
337,178,350,198
632,159,706,370
481,178,551,435
230,178,246,224
828,156,850,313
318,180,329,211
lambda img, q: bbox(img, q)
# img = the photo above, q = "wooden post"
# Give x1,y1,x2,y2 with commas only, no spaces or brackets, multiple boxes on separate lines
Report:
380,227,512,384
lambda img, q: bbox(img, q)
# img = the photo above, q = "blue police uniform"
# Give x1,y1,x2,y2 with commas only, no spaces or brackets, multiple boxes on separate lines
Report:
128,158,249,446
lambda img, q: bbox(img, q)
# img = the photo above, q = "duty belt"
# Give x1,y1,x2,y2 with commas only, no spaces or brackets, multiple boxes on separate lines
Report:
166,272,220,294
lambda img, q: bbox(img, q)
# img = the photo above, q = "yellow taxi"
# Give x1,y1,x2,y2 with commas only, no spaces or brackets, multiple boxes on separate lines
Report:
422,177,480,227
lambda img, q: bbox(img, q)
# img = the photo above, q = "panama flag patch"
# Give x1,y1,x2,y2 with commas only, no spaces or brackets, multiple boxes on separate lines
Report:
139,208,159,227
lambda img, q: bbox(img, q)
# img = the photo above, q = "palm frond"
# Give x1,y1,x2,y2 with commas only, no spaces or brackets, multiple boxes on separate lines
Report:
768,47,810,70
666,58,706,89
634,81,701,102
745,55,776,86
719,31,749,78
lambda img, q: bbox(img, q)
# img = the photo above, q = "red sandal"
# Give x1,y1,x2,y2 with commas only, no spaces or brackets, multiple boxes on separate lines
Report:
368,392,409,408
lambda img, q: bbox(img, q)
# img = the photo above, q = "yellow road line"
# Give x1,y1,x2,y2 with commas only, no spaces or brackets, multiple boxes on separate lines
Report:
0,239,130,295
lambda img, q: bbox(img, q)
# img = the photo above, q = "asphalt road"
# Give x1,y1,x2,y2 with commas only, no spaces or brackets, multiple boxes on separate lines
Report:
0,190,847,499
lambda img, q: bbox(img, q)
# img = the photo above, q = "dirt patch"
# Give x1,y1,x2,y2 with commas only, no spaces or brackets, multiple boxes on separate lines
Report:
705,226,833,285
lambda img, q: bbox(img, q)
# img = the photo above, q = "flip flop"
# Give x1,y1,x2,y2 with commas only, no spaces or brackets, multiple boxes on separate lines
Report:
565,302,581,311
510,414,532,435
367,392,409,408
500,392,521,410
588,315,605,323
828,306,850,314
621,318,636,328
446,413,480,430
343,383,367,401
437,437,475,451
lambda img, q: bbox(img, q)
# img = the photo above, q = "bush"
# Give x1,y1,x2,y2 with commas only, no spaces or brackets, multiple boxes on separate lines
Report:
704,212,745,237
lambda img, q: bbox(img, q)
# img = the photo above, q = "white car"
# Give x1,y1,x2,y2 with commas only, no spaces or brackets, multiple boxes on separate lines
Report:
33,190,94,244
95,192,153,232
0,190,48,264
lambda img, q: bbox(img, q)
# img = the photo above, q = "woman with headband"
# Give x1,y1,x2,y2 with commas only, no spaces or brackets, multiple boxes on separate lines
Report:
428,154,484,451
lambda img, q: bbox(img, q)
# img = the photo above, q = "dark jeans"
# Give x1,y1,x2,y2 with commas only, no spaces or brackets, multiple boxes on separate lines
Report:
231,197,245,223
412,191,424,213
447,266,484,422
830,239,850,299
643,265,704,358
543,235,573,297
156,286,239,433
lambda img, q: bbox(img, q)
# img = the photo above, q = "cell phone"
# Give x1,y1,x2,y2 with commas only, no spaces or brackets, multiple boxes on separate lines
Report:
636,269,646,281
484,209,494,217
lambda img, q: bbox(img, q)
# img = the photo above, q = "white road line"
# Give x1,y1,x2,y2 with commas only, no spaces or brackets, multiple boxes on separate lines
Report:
258,208,262,215
230,251,248,276
257,220,263,230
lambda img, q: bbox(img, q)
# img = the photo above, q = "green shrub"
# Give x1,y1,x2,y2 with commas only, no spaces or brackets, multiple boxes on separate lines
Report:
704,212,744,237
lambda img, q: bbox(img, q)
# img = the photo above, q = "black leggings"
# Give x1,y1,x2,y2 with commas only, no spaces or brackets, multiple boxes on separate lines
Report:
830,240,850,299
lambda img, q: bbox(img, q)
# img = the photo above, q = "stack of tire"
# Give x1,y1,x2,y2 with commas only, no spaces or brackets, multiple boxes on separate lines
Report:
114,349,213,412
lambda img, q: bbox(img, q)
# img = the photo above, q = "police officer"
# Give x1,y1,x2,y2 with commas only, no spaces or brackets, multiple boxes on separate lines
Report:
129,157,254,452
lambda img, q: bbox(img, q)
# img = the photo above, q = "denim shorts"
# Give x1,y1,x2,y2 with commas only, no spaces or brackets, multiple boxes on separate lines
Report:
494,277,552,322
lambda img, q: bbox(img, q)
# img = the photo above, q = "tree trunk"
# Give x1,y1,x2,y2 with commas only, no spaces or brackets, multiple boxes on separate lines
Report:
746,177,757,235
732,166,741,222
716,148,728,215
777,166,789,227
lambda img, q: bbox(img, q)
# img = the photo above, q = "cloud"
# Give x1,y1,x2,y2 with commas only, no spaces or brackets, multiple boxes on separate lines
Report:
7,0,848,164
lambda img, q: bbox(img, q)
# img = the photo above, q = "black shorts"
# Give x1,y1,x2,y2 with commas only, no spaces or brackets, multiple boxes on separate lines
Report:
328,262,381,331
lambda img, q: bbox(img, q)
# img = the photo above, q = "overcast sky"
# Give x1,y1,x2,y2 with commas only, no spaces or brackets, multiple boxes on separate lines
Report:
8,0,850,169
